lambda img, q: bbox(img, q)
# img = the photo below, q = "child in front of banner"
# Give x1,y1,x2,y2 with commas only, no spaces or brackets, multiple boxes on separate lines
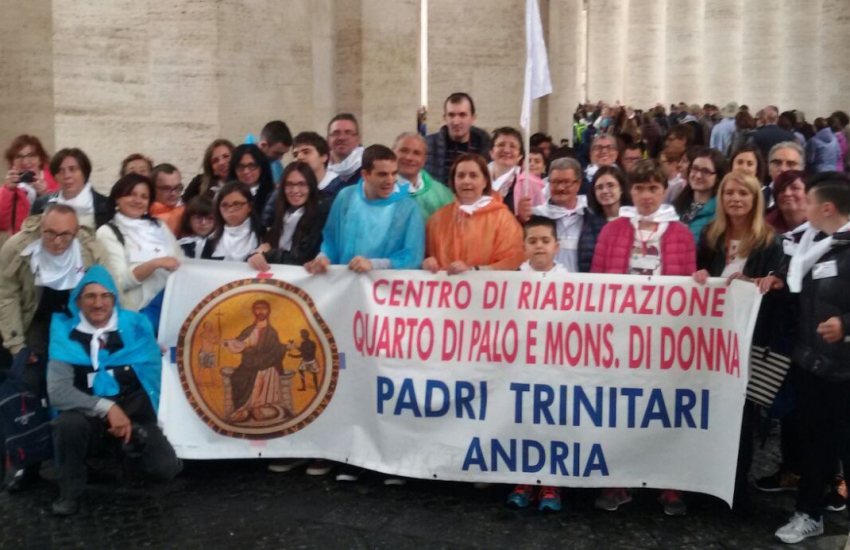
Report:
773,172,850,545
506,216,564,512
590,159,696,516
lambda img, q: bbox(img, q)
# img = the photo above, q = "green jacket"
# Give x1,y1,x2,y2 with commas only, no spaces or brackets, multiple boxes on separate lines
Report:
411,171,455,221
0,215,110,354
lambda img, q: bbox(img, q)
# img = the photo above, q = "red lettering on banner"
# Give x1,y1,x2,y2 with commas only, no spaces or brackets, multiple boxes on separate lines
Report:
711,287,726,317
373,280,389,305
526,321,538,364
518,282,532,309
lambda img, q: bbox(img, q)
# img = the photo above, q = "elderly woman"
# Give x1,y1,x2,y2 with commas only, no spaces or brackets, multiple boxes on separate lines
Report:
96,173,182,332
422,153,524,273
183,138,235,203
31,149,109,230
201,182,265,262
1,135,57,237
764,170,808,234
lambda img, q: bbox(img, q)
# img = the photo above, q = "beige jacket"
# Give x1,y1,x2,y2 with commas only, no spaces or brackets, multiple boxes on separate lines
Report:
0,215,111,354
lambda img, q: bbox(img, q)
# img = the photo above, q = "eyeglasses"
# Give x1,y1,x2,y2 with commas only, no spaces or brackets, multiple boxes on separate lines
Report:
156,184,184,194
770,159,800,169
221,200,249,211
690,167,716,177
236,163,260,172
284,182,309,190
14,152,39,162
191,214,214,223
79,291,115,303
549,179,580,188
329,130,357,138
42,229,78,243
591,145,615,152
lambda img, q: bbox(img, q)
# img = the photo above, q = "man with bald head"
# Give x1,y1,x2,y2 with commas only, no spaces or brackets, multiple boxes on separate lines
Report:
393,132,454,220
753,105,796,162
0,204,111,492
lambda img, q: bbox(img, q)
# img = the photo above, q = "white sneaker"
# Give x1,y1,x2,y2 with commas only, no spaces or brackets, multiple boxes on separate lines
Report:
774,512,824,544
267,458,308,473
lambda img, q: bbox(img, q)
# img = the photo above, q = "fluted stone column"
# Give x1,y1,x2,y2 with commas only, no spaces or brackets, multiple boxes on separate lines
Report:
545,0,585,141
623,0,666,108
702,0,743,106
741,0,781,111
818,0,850,115
664,0,704,106
586,0,627,104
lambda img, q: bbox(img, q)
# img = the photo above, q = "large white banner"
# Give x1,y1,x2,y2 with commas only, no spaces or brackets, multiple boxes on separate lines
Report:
158,260,761,504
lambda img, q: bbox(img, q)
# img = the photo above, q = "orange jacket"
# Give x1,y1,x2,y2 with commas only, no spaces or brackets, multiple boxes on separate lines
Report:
425,195,525,271
149,202,185,237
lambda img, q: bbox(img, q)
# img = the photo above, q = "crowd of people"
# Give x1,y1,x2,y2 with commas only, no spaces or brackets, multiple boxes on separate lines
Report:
1,91,850,545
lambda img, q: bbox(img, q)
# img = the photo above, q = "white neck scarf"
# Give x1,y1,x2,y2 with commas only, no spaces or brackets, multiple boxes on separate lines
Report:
520,260,567,273
213,217,258,261
489,163,520,193
787,221,850,293
279,207,305,251
458,196,493,216
317,169,340,191
21,238,85,290
533,196,588,220
399,172,425,194
619,204,680,224
328,146,364,178
56,182,94,215
113,213,170,263
75,309,118,373
177,235,208,259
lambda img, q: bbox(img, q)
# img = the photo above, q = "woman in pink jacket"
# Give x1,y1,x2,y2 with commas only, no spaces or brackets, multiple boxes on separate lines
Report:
590,158,696,516
0,135,57,237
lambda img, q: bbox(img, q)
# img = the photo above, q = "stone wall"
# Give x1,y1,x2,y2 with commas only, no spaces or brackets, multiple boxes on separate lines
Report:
1,0,848,191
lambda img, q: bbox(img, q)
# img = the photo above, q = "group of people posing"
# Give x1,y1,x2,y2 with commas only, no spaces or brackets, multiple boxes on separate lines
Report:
1,92,849,545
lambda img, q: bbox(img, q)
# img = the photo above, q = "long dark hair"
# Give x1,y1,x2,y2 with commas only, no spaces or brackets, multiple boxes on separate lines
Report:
587,165,631,217
266,162,321,248
199,138,234,195
228,144,274,212
210,181,265,243
673,147,728,214
105,173,156,224
730,143,767,184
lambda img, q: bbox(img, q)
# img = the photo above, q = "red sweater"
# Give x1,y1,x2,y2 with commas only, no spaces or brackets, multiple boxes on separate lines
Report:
0,169,58,234
590,217,696,276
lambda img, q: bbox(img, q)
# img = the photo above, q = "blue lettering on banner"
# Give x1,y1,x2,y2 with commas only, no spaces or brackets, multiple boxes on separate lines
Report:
462,437,609,477
377,377,488,420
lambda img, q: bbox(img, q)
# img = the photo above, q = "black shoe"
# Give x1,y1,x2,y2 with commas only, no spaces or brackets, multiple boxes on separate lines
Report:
51,498,79,516
5,470,38,494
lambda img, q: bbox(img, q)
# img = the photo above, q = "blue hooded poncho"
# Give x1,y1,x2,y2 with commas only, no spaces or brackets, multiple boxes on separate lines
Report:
48,265,163,413
320,180,425,269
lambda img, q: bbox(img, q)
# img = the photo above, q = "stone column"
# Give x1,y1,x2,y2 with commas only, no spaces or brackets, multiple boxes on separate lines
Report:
702,0,743,106
586,0,627,104
664,0,705,106
741,0,781,111
623,0,666,108
818,0,850,116
545,0,585,142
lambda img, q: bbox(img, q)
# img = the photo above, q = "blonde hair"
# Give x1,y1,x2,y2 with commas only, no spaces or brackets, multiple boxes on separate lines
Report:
705,171,774,258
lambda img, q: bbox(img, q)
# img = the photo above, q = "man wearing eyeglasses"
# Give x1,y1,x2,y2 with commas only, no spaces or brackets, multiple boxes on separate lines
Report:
47,265,181,515
323,113,365,199
148,164,185,236
0,204,111,493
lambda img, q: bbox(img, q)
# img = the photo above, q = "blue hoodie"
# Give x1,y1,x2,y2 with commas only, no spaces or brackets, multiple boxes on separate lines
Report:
49,265,163,413
806,127,841,174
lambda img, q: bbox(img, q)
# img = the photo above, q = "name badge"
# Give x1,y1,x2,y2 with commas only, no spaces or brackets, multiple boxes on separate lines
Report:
812,260,838,280
559,236,579,251
631,256,659,271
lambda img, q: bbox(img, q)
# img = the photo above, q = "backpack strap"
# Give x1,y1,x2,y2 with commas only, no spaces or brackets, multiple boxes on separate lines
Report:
106,222,125,246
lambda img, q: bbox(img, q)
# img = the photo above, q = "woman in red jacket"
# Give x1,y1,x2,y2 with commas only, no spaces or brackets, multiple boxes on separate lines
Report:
0,135,57,237
590,158,696,516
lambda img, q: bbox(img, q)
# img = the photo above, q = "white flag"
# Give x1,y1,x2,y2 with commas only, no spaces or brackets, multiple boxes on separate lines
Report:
520,0,552,133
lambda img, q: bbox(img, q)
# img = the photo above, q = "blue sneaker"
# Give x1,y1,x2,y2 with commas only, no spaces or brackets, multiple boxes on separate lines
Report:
538,486,562,513
506,484,535,509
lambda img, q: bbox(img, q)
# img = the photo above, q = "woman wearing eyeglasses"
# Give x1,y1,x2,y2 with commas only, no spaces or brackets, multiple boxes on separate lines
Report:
672,148,728,245
96,173,182,332
248,162,328,271
228,144,275,216
0,135,58,239
148,164,185,236
202,182,265,262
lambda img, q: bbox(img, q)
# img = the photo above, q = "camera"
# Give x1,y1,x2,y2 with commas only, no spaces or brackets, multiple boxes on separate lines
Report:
19,171,35,184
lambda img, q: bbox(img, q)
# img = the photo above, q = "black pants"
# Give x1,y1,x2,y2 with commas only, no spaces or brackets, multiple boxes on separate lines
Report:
52,411,182,501
795,370,850,519
779,367,804,474
734,401,755,510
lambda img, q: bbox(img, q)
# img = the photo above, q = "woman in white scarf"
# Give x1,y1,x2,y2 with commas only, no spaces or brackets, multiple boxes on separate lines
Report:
96,174,182,313
203,182,263,262
487,127,546,216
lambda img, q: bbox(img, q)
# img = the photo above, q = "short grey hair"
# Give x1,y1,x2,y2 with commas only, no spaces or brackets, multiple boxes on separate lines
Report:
393,132,427,151
591,133,618,152
548,157,582,178
769,141,806,170
43,203,79,220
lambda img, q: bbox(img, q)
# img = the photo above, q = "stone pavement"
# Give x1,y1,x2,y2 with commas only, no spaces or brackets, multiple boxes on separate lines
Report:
1,435,849,550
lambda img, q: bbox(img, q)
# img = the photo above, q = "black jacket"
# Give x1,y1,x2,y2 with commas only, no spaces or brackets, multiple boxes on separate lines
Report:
697,232,789,349
30,189,110,229
792,231,850,381
264,202,330,266
424,126,491,184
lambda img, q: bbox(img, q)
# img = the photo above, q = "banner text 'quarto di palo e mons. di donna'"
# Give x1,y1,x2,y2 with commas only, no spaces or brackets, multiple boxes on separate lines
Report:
158,260,761,505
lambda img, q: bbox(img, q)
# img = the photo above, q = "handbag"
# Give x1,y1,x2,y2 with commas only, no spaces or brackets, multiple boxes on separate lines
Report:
746,345,792,407
0,349,53,471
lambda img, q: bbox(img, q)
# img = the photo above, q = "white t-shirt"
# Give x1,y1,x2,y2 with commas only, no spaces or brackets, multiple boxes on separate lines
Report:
629,224,667,276
720,239,748,278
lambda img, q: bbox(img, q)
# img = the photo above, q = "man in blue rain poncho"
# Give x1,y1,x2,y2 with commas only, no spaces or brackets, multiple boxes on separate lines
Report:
47,265,182,515
305,144,425,274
